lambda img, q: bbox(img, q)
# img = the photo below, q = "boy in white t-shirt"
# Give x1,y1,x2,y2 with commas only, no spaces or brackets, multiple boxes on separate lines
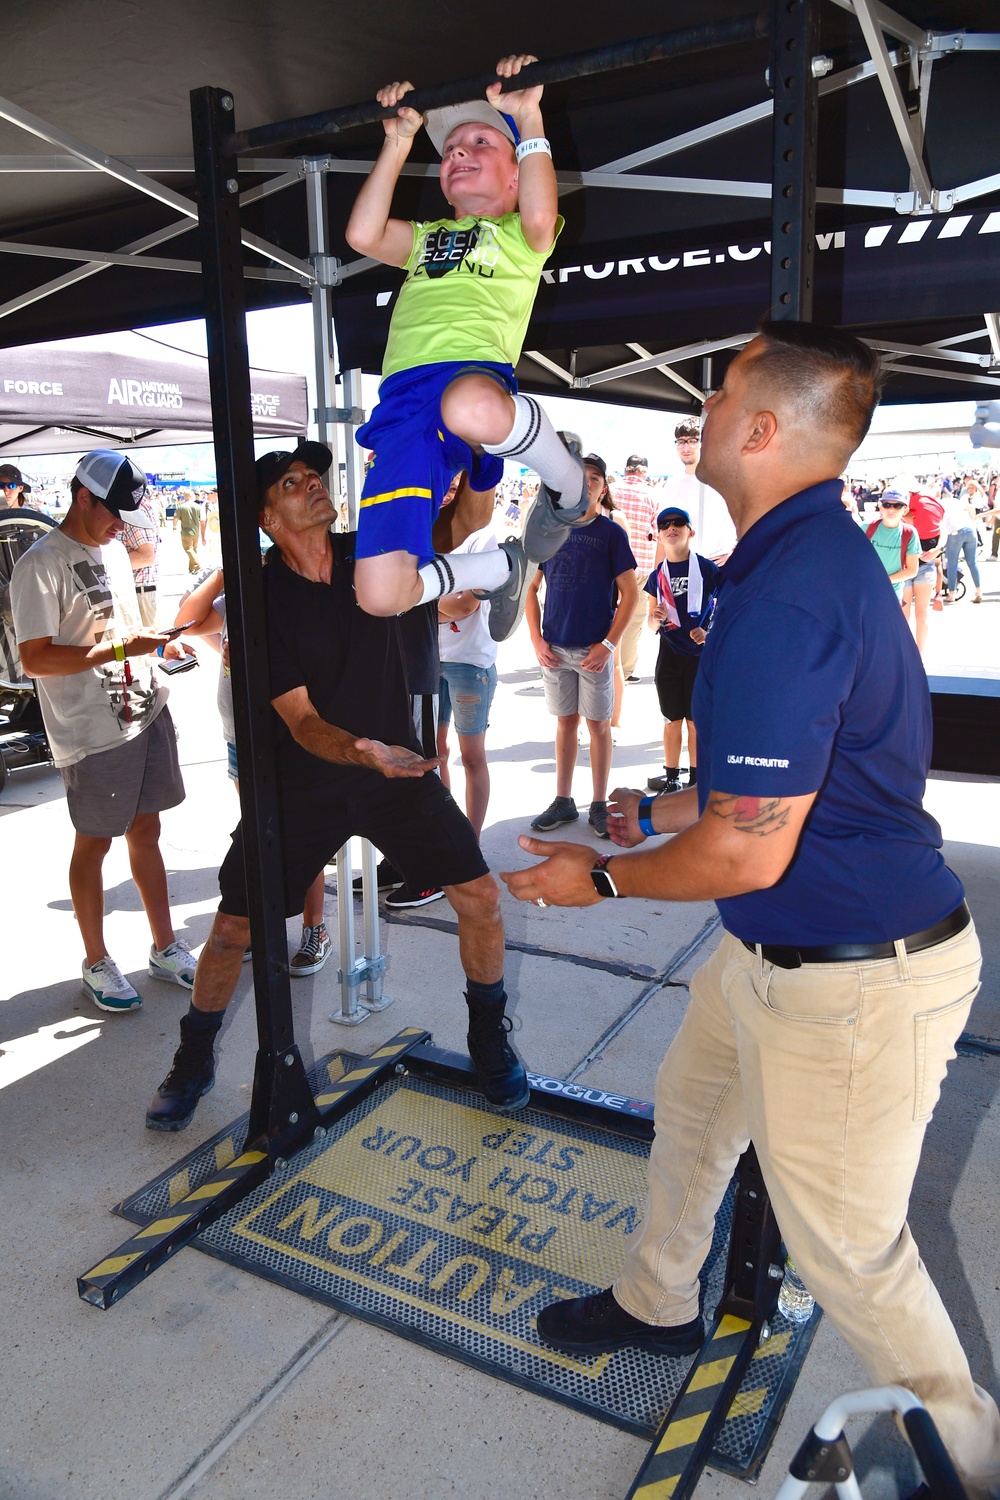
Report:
11,450,197,1013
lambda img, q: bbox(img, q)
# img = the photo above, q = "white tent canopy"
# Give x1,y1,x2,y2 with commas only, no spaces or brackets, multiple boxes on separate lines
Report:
0,329,307,456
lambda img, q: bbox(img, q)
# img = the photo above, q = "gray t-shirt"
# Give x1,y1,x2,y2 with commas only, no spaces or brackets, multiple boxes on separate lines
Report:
11,527,166,767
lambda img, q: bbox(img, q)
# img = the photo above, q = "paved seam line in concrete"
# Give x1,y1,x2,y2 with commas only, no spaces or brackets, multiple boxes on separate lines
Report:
155,1314,345,1500
382,910,663,980
564,914,723,1083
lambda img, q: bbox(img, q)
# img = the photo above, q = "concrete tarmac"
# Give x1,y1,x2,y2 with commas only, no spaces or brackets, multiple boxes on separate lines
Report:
1,529,997,1500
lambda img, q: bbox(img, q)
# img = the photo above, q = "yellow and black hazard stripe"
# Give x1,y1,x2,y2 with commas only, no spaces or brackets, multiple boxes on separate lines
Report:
626,1314,761,1500
79,1028,432,1311
78,1147,270,1309
313,1028,430,1109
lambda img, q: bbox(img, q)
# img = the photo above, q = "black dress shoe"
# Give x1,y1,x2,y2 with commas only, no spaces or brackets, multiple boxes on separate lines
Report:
536,1287,704,1356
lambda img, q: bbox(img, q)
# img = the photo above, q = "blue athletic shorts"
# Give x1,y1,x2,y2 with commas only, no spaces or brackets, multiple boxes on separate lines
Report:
355,361,515,564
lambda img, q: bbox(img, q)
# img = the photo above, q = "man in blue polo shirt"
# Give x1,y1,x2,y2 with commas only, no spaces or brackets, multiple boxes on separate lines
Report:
501,321,999,1496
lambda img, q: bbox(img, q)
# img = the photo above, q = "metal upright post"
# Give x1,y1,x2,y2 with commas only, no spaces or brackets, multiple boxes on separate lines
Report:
303,157,341,469
340,367,365,531
769,0,819,320
190,87,319,1155
704,0,820,1335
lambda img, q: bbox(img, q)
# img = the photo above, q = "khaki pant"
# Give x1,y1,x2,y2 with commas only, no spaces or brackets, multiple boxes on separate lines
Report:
619,569,649,681
180,533,200,572
135,587,157,629
615,926,1000,1495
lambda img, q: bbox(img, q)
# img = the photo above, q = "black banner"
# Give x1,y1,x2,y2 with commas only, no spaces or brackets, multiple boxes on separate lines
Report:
334,210,1000,375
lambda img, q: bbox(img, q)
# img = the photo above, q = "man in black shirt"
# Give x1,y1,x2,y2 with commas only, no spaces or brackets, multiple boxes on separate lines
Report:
146,442,526,1130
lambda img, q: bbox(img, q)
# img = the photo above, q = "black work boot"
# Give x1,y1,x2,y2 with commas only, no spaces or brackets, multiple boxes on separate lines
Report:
466,997,530,1112
145,1013,220,1131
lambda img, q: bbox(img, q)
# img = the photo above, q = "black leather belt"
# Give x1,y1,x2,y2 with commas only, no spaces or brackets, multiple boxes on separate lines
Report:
135,584,157,593
741,901,970,969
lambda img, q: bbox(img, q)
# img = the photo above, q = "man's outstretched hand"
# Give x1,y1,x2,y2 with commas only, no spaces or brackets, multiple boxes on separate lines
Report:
500,835,603,907
606,788,648,848
355,738,442,778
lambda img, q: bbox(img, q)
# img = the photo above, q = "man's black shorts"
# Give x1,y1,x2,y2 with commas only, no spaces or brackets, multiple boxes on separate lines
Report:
218,772,488,917
654,639,702,722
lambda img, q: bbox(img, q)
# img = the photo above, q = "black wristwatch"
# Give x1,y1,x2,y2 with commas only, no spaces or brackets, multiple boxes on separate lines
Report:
590,854,622,898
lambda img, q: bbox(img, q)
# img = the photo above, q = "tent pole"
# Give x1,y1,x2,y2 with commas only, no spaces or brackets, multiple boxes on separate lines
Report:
190,85,320,1158
700,0,824,1355
303,158,389,1025
225,15,766,157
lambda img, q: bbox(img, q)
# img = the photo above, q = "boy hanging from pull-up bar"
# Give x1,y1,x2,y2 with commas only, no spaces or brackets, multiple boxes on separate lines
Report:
345,52,589,640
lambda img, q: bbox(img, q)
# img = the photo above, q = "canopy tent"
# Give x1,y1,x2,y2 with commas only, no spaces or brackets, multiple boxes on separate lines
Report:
0,1,996,409
0,329,307,455
1,3,995,1363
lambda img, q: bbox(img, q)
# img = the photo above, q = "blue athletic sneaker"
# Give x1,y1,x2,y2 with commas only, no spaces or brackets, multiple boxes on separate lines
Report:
148,938,197,990
82,956,142,1013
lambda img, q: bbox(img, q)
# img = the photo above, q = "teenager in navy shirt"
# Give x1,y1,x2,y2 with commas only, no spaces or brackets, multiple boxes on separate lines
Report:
525,453,637,839
503,322,998,1496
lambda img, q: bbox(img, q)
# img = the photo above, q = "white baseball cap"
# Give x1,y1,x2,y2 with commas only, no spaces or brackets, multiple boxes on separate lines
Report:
424,100,518,157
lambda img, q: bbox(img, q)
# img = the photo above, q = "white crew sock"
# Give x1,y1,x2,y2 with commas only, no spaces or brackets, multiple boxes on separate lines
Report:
481,394,582,506
416,549,512,604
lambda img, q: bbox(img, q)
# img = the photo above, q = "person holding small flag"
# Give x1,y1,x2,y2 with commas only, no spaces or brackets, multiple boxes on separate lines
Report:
644,507,720,795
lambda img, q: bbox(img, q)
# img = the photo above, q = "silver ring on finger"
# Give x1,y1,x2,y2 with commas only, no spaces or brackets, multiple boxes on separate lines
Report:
535,897,548,909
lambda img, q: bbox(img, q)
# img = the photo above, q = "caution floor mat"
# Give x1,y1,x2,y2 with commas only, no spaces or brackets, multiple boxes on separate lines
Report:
118,1055,817,1472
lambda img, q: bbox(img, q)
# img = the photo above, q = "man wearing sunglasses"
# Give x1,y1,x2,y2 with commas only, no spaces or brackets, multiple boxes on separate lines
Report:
866,487,920,598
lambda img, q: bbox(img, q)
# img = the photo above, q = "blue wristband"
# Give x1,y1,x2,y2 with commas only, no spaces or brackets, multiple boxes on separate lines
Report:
156,645,165,657
637,796,656,837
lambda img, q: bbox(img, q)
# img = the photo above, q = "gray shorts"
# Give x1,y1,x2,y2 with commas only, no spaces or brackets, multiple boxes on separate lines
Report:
61,707,185,838
540,645,615,721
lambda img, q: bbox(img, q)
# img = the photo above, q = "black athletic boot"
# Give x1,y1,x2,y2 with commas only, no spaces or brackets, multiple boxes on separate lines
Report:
647,766,682,793
145,1012,220,1131
466,995,530,1112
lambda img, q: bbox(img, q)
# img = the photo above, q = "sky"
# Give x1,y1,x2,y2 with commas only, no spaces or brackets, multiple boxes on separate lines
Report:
14,303,995,486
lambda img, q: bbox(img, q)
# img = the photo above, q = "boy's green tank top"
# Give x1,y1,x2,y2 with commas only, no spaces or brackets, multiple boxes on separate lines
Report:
382,211,563,380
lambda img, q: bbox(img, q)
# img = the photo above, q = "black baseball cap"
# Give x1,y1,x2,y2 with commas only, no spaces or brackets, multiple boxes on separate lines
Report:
583,452,607,479
625,454,648,470
255,441,332,502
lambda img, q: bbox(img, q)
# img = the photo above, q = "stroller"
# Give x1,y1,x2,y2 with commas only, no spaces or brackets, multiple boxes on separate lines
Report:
0,507,58,794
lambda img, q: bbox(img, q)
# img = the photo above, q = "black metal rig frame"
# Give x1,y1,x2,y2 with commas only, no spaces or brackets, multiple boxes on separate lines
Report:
82,5,822,1489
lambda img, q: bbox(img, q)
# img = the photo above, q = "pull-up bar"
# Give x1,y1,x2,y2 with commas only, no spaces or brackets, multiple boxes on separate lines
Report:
226,14,767,157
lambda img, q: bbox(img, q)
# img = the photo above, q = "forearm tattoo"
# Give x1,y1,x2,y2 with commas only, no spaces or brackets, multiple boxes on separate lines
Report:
707,792,790,835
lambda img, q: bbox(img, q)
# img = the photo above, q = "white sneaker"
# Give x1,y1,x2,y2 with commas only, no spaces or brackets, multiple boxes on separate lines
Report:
82,956,142,1013
149,938,197,990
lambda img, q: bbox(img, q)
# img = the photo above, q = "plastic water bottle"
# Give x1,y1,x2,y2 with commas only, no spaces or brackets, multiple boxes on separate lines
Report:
777,1256,815,1324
